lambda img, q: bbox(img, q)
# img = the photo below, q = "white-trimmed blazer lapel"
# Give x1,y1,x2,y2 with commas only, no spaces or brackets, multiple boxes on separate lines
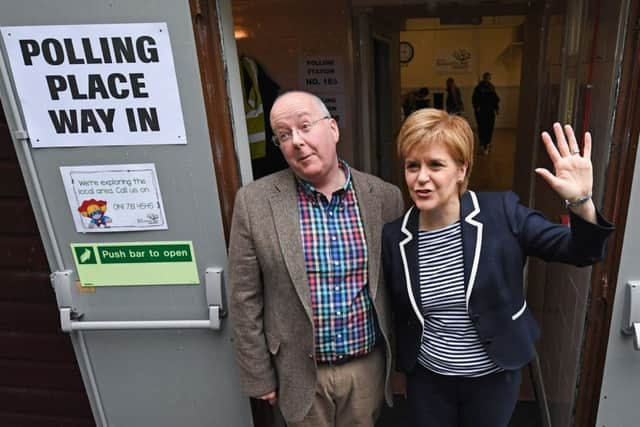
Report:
397,191,484,322
398,207,424,325
461,190,483,311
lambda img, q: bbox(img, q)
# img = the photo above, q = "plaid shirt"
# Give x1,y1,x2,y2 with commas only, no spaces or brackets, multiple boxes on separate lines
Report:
297,162,377,362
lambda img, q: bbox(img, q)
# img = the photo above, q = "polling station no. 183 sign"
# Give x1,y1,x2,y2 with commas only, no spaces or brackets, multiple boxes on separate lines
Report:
0,23,187,148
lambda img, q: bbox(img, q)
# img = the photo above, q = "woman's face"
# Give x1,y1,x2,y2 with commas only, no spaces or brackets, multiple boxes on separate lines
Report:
404,141,467,215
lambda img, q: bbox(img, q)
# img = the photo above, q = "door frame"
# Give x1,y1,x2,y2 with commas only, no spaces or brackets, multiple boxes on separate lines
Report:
189,0,244,244
574,0,640,424
192,1,275,426
352,8,402,183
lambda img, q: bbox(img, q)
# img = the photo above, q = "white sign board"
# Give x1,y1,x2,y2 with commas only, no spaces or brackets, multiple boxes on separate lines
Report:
0,23,186,147
299,56,344,92
60,164,168,233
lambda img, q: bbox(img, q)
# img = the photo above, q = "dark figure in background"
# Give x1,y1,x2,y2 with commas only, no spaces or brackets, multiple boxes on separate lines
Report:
472,72,500,155
403,87,431,118
414,87,430,110
445,78,464,115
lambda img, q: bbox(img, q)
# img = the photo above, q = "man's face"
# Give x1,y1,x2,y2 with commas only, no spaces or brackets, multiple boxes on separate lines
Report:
270,93,339,184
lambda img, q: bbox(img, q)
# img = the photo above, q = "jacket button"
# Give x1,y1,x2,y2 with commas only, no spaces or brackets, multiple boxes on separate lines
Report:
307,352,314,359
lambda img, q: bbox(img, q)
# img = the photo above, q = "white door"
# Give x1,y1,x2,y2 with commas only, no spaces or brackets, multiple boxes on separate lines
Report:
596,136,640,426
0,1,253,425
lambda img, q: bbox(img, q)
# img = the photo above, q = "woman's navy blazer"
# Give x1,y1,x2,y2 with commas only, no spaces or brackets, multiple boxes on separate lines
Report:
382,190,614,373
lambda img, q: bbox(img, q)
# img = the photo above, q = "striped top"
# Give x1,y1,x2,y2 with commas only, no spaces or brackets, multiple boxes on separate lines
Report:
297,162,377,363
417,221,501,377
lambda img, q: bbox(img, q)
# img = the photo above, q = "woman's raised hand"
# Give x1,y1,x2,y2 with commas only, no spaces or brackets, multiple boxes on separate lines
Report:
535,123,596,223
535,123,593,202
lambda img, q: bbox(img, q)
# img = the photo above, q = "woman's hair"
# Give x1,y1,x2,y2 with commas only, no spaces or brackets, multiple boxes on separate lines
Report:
397,108,474,195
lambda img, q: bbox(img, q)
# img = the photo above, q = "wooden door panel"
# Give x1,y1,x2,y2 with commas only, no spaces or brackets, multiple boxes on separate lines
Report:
0,103,94,424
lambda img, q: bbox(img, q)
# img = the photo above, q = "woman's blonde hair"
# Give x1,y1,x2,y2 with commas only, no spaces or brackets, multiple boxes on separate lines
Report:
397,108,474,195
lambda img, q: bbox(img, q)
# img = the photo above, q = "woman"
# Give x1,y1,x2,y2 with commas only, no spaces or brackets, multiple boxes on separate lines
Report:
382,109,613,427
445,78,463,115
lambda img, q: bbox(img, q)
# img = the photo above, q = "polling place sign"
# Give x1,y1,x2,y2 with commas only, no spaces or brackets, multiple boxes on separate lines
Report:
0,23,186,147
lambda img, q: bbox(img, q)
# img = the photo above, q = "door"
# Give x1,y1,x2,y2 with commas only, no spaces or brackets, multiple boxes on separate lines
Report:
0,1,252,426
352,9,402,183
373,37,393,183
596,137,640,426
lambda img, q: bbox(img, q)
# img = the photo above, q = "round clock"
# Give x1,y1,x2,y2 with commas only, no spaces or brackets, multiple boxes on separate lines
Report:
400,41,414,63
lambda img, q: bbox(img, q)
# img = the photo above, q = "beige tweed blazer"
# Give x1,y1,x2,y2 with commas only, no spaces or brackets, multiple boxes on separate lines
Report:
228,167,404,423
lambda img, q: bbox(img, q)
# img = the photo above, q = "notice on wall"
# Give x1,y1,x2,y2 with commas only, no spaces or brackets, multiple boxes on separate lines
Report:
0,23,186,147
319,95,346,129
60,164,167,233
298,56,344,92
71,241,199,286
434,48,474,74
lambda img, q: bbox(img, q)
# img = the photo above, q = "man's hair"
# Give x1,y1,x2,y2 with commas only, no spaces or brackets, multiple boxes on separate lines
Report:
272,91,331,117
397,108,473,195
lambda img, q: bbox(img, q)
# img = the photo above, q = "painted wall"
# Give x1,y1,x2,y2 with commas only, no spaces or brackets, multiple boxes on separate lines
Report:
232,0,356,165
401,17,523,128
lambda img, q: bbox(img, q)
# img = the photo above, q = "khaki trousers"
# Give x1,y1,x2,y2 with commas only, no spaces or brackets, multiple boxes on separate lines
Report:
287,346,385,427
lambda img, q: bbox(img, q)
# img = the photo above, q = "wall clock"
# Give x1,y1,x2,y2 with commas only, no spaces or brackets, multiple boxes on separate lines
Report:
400,41,414,63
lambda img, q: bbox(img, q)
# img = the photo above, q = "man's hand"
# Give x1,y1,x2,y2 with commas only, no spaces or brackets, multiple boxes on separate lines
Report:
391,371,407,398
257,391,277,406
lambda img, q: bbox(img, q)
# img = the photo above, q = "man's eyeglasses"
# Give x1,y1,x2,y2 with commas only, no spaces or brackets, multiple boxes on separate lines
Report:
271,116,331,146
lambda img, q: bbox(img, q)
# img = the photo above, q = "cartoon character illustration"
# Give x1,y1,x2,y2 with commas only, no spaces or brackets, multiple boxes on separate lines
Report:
78,199,113,228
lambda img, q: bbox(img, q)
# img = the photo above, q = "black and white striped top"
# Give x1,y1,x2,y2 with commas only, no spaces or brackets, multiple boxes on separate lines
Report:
417,221,501,377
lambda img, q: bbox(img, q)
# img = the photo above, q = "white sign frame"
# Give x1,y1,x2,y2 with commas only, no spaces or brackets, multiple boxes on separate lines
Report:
60,163,168,233
0,23,187,147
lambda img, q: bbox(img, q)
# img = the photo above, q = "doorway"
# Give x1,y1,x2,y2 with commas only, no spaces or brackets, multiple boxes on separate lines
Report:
228,1,629,426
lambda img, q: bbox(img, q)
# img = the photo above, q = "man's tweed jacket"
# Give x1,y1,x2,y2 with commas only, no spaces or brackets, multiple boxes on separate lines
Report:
229,167,404,422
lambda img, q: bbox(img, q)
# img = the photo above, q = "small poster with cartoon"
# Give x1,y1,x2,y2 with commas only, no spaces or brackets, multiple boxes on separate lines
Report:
60,164,168,233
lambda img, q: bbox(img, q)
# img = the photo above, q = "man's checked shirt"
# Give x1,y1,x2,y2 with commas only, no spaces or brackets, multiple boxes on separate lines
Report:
297,162,377,363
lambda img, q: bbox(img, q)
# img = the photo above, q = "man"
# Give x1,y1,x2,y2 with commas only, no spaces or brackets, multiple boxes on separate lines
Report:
472,72,500,155
229,91,404,426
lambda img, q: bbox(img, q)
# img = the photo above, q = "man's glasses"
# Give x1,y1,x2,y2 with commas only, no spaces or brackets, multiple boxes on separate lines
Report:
271,116,331,146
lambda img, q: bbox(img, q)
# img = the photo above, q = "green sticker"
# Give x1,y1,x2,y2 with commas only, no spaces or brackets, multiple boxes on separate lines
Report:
74,246,98,264
71,241,199,287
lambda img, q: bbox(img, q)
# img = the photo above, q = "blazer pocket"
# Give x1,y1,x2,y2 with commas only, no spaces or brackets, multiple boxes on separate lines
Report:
265,331,281,356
